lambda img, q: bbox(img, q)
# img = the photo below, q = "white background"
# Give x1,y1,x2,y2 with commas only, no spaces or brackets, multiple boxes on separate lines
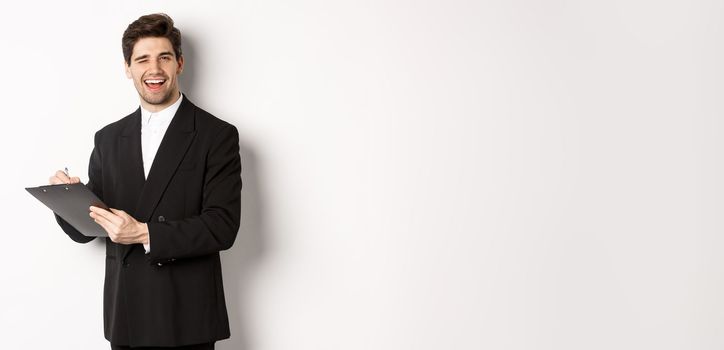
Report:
0,1,722,349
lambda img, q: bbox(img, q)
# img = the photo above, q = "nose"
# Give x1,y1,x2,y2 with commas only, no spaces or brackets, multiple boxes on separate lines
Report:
148,59,162,73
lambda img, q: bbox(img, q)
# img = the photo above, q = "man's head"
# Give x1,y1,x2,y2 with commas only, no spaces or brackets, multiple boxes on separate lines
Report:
122,13,184,112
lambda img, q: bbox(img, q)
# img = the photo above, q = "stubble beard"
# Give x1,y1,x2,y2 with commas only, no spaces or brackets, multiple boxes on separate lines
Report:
134,76,177,107
140,87,176,107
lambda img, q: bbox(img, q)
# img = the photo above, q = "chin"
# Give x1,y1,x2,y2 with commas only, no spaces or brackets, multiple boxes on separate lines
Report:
142,92,173,106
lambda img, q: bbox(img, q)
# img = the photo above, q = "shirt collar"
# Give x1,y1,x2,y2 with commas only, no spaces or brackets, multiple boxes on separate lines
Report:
140,93,184,126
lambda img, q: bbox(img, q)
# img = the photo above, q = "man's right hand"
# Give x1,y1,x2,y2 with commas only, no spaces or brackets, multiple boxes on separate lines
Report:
49,170,81,185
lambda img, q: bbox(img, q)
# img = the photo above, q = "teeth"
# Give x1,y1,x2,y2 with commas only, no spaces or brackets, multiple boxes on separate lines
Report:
145,79,165,84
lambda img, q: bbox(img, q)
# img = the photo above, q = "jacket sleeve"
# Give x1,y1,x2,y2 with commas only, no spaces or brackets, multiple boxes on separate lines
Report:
146,125,242,263
55,131,104,244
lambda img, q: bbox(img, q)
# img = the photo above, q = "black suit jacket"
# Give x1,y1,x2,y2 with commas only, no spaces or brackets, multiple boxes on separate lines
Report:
56,97,241,347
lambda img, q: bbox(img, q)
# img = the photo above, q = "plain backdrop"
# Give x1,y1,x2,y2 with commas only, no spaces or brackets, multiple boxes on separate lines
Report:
0,1,722,349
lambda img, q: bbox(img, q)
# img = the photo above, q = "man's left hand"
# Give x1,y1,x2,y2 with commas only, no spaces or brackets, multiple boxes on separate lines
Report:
90,206,149,245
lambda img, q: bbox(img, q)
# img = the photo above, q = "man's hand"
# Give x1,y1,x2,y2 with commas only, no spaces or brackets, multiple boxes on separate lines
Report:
89,206,149,245
49,170,81,185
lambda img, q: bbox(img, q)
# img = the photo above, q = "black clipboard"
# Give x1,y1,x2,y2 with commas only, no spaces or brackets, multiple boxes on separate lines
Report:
26,183,109,237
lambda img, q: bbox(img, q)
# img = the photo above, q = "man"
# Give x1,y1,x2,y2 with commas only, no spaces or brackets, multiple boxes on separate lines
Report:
49,13,241,350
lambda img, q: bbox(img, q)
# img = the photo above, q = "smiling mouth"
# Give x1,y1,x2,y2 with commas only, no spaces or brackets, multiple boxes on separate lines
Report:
144,78,166,91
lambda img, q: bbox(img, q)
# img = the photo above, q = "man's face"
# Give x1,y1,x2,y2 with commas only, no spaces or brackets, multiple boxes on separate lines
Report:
125,37,184,111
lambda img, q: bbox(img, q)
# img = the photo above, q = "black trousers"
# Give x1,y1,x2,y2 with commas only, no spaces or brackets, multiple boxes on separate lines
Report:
110,342,214,350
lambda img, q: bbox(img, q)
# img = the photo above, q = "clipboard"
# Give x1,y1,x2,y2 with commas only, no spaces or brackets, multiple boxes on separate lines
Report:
26,183,109,237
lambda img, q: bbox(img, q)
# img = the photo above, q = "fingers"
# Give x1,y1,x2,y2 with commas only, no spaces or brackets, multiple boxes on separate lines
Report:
49,170,80,185
89,207,147,245
108,209,130,222
90,206,125,227
49,170,69,185
55,170,70,182
89,209,113,229
90,207,122,242
49,176,64,185
90,207,140,244
92,213,115,238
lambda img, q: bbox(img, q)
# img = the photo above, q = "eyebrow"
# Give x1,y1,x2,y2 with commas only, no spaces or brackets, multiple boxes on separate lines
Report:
133,52,175,62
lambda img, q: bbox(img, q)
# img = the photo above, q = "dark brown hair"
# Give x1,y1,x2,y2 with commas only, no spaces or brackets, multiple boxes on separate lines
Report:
122,13,182,65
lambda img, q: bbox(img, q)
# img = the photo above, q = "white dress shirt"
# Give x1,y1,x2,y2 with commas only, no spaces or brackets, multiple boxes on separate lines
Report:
140,93,184,252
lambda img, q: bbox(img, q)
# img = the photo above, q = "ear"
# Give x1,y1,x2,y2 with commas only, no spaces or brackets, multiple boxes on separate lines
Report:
177,55,184,75
124,60,132,79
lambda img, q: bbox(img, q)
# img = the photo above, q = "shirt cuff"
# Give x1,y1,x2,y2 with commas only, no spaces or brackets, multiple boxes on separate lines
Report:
143,233,150,254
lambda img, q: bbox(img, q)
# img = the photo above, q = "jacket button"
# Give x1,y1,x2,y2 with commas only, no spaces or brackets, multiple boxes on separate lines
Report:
158,216,166,222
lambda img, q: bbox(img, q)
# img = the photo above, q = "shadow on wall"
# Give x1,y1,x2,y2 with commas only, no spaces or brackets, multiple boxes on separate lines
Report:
222,141,266,350
180,32,268,350
178,32,197,97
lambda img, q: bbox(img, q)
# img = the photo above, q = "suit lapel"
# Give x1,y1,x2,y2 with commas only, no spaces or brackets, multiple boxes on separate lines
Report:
117,109,145,261
119,109,146,205
134,97,197,223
